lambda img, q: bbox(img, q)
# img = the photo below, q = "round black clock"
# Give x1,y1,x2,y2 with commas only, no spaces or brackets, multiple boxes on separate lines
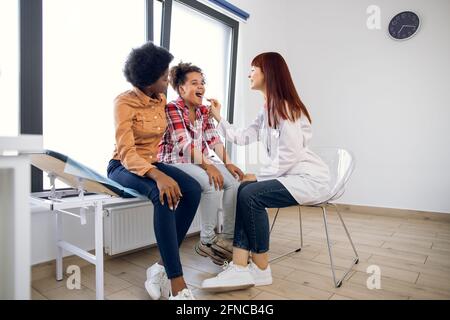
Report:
388,11,420,40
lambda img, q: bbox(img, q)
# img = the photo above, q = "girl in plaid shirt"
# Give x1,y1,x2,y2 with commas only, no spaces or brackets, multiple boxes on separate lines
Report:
158,62,244,265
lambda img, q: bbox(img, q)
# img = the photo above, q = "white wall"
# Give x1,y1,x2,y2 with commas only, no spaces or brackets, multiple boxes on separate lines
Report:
231,0,450,213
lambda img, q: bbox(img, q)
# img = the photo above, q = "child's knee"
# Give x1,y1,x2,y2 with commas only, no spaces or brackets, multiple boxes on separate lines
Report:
201,182,222,195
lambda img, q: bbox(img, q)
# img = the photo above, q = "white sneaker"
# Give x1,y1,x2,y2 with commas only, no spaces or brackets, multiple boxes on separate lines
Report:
201,262,255,292
249,262,273,286
145,263,170,300
169,288,196,300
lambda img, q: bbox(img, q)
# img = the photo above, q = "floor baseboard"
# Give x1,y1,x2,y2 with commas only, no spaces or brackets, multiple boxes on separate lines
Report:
336,203,450,222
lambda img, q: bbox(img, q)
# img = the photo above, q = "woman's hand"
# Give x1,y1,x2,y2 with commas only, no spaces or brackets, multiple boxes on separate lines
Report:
146,168,182,210
225,163,244,181
207,98,222,122
204,164,224,190
241,173,257,183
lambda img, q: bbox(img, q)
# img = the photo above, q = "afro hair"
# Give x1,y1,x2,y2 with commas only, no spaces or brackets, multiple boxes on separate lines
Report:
123,42,174,89
169,62,204,94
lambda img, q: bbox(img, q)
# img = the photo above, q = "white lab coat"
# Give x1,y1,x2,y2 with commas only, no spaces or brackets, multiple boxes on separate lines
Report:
217,108,331,205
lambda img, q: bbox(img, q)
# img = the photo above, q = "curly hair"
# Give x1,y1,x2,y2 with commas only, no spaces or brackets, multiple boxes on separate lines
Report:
123,42,174,89
169,62,204,94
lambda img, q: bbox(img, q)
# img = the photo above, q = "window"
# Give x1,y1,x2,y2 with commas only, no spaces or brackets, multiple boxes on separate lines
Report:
167,0,232,120
0,0,19,137
153,0,163,46
42,0,146,188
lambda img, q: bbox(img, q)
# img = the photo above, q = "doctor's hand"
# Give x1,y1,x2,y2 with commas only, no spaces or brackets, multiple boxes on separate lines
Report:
207,98,222,122
225,163,245,181
241,173,257,183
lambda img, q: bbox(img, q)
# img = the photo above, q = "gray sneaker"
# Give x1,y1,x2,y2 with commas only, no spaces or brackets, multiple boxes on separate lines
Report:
210,237,233,261
194,240,226,265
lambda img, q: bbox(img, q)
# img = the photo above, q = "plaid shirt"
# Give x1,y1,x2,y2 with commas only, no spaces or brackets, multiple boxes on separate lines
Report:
157,97,222,164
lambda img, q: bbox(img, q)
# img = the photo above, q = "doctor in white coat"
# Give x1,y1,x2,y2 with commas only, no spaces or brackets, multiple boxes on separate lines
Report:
202,52,331,292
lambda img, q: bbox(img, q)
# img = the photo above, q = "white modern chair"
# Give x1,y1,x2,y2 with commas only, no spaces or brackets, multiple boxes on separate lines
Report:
269,147,359,288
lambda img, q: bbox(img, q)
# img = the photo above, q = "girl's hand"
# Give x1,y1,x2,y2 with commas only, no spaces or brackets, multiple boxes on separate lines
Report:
225,163,244,181
207,98,222,122
204,164,224,190
241,173,257,183
146,168,182,210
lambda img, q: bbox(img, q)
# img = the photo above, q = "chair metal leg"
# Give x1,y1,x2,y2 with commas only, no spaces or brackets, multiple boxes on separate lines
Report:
321,205,358,288
269,208,280,234
298,206,303,248
330,203,359,261
269,207,303,262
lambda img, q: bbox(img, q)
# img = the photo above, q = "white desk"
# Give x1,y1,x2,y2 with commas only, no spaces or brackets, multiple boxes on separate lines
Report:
0,135,42,300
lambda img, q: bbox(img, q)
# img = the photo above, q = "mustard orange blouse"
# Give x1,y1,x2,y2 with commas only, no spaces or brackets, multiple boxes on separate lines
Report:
112,87,167,176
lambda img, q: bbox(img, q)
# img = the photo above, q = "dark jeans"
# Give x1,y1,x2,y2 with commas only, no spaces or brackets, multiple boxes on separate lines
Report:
233,179,298,254
107,160,201,279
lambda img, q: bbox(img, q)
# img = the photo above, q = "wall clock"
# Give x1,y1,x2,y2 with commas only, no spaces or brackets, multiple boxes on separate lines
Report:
388,11,420,40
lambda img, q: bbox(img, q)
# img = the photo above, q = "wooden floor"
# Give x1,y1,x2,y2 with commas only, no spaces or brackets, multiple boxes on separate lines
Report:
31,206,450,300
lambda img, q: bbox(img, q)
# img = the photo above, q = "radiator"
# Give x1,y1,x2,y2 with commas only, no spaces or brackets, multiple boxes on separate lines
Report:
103,202,202,256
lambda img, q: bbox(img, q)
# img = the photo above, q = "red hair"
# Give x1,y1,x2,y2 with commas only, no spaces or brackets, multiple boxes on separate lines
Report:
252,52,312,128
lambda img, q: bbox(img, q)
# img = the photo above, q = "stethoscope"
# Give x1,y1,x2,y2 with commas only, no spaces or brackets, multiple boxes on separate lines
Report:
263,121,281,157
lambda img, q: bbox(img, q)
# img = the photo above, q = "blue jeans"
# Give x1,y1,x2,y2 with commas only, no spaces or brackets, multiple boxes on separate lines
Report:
107,160,201,279
233,179,298,254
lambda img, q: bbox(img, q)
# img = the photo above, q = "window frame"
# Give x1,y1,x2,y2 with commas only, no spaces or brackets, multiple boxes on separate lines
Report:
20,0,43,192
164,0,239,126
19,0,239,192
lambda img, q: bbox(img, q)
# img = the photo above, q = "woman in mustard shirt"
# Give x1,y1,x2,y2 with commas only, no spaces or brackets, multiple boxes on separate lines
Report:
107,42,199,300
